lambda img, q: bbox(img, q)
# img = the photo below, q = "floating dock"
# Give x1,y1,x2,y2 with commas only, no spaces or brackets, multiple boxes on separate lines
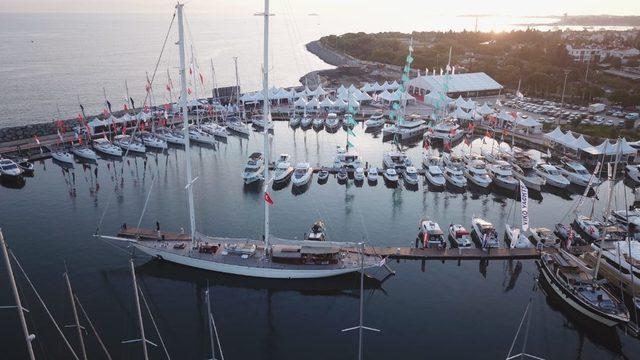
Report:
116,227,592,261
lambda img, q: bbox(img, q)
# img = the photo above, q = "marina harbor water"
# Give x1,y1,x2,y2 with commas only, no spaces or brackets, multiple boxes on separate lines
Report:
2,121,640,358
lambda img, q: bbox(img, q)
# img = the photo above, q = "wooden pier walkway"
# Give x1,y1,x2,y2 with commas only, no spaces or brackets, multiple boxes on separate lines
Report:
116,227,592,261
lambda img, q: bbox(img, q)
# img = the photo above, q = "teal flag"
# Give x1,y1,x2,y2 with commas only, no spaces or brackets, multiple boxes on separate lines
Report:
347,140,355,149
347,129,356,137
348,118,357,126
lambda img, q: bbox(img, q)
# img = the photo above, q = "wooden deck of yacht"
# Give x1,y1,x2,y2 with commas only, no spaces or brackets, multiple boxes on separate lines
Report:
117,227,593,260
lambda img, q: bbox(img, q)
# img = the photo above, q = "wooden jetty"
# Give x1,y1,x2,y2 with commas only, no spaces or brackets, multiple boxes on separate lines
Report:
115,227,593,261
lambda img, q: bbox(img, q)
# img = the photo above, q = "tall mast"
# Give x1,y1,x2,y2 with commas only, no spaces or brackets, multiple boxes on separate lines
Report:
129,259,149,360
177,3,197,245
233,57,241,116
0,230,36,360
210,59,219,101
190,45,200,125
63,267,88,360
260,0,272,254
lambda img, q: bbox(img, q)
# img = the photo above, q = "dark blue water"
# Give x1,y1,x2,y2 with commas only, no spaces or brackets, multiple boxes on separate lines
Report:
1,122,639,359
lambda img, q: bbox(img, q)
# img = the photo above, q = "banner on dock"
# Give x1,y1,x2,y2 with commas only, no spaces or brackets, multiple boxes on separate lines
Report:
519,181,529,232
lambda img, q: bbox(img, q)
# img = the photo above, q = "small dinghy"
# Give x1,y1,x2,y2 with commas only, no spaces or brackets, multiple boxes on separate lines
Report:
305,221,326,241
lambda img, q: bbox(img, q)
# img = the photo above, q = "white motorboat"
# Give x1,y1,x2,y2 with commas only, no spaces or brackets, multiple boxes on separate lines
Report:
487,160,519,191
317,170,329,182
251,114,273,130
155,127,187,145
471,217,501,248
422,152,441,168
480,148,507,164
625,164,640,184
273,154,293,183
336,168,348,182
382,114,428,140
189,126,217,145
535,164,570,189
512,164,545,191
0,159,23,177
114,134,146,154
573,215,603,242
333,147,362,170
289,116,300,127
448,224,474,248
425,166,446,187
505,224,533,248
93,138,123,157
464,160,492,188
529,227,559,248
558,158,599,187
442,153,465,170
242,152,264,184
364,111,385,129
383,168,399,183
417,218,446,248
300,116,313,128
50,149,75,164
226,121,251,136
70,145,98,161
508,147,537,170
139,132,168,150
312,117,324,128
425,119,465,143
403,166,420,185
291,162,313,187
383,150,412,170
443,165,467,188
538,250,629,327
325,113,340,130
367,167,379,183
354,167,365,182
462,152,485,165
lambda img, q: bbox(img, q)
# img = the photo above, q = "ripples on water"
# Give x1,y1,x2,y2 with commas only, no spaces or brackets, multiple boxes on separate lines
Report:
1,122,639,359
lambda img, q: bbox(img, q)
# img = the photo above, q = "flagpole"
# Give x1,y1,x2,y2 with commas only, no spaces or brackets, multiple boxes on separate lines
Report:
260,0,272,255
103,87,112,139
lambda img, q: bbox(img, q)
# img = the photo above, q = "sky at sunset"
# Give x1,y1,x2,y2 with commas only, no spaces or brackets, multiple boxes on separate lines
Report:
1,0,639,16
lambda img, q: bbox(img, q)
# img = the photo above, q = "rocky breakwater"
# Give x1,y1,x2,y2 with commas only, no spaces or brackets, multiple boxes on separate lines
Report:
0,118,80,144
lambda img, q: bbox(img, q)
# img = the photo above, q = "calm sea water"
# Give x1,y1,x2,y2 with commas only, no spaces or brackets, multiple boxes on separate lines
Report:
1,122,640,359
2,10,630,128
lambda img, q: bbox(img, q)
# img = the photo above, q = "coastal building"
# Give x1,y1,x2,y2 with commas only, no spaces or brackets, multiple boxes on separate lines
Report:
565,44,640,62
407,72,503,99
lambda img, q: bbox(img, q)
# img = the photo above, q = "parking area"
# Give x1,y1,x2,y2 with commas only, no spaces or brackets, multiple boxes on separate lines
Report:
500,95,638,128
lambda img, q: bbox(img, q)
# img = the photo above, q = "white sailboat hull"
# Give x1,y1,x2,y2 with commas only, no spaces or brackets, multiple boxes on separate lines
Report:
132,243,367,279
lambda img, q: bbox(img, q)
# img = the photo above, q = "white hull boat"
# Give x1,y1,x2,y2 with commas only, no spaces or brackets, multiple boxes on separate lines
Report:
71,146,98,161
403,166,419,185
140,133,168,149
425,166,446,187
291,163,313,187
0,159,23,177
93,138,123,157
535,164,570,189
114,134,146,154
505,224,533,248
51,149,75,164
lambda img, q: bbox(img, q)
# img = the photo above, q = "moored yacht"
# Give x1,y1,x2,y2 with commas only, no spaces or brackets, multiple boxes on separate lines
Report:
448,224,473,248
403,166,419,185
242,152,264,184
487,160,519,191
333,147,362,170
383,168,399,184
529,227,559,248
535,164,570,189
364,111,385,129
226,120,251,136
114,134,146,154
200,123,229,138
71,145,98,161
51,148,75,164
325,113,340,130
512,164,545,191
300,116,312,128
422,152,441,168
189,125,216,145
505,224,533,248
155,127,187,145
0,159,23,177
425,166,446,187
312,117,324,128
251,114,274,130
93,138,123,157
558,158,600,187
417,218,446,248
139,132,168,149
471,217,500,248
582,240,640,295
289,115,300,128
464,159,492,188
537,250,629,327
291,162,313,187
425,119,465,143
625,164,640,184
443,165,467,189
273,154,293,183
383,150,412,170
367,167,379,183
354,167,365,183
382,114,428,140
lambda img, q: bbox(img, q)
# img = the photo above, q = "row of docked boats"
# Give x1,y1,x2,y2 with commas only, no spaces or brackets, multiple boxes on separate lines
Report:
289,112,353,132
0,157,34,178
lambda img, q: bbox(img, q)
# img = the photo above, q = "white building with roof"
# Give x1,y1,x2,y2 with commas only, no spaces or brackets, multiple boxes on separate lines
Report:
408,72,503,99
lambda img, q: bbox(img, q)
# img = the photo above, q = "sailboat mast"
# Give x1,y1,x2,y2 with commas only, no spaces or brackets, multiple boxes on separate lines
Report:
261,0,271,254
129,259,149,360
0,230,36,360
167,69,173,105
177,3,197,245
63,268,88,360
210,59,218,101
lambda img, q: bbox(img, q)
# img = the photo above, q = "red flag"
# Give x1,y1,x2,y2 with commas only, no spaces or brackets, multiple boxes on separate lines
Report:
444,140,451,151
85,123,91,135
34,135,40,144
103,109,110,117
449,128,456,137
77,114,84,124
199,73,204,84
122,126,126,135
423,138,430,150
140,121,146,131
189,67,193,75
78,136,83,145
123,104,129,111
164,103,171,111
57,130,64,142
264,192,274,205
423,232,429,247
187,88,192,95
166,84,171,92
